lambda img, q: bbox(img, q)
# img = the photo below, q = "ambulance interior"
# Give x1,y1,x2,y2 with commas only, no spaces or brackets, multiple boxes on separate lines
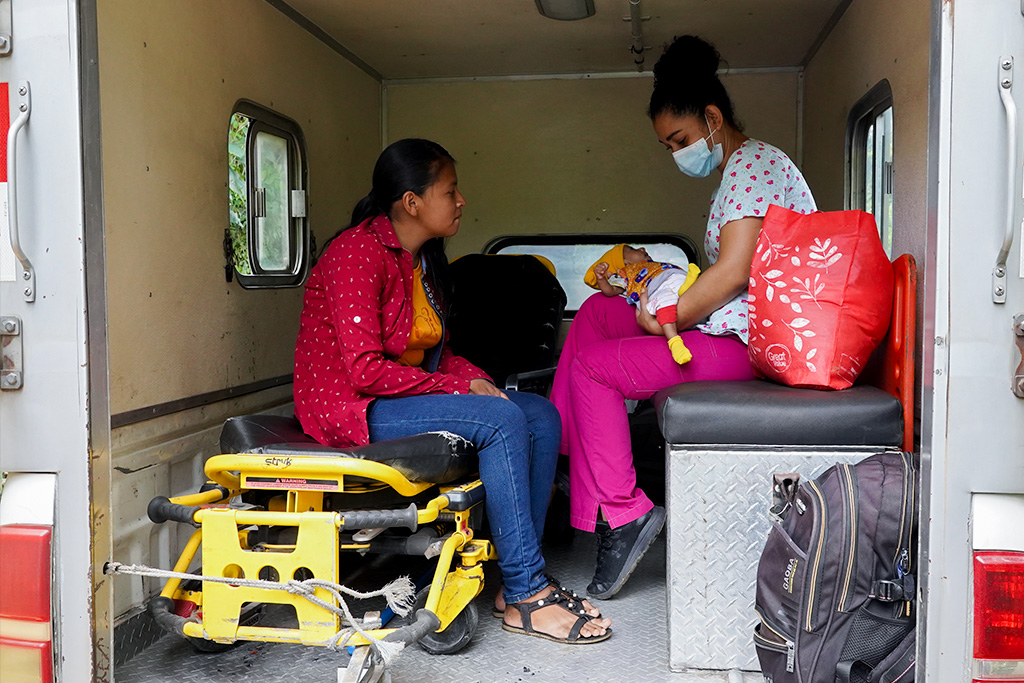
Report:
101,1,931,680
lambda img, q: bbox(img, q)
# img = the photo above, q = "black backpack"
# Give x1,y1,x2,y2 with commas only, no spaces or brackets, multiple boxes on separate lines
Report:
754,451,918,683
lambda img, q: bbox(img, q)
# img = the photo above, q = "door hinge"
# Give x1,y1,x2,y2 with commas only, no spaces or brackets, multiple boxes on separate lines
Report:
0,0,12,57
1,315,23,390
1013,314,1024,398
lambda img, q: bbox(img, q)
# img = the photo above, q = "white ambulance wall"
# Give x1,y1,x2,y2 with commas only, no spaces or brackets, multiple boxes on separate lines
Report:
96,0,380,618
801,0,931,264
801,0,931,448
385,72,801,260
98,0,381,416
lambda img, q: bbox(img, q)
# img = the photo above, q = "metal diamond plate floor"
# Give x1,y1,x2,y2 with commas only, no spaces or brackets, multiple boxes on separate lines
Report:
115,534,762,683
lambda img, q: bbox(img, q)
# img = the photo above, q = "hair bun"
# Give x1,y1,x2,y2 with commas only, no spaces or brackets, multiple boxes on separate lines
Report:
653,35,722,87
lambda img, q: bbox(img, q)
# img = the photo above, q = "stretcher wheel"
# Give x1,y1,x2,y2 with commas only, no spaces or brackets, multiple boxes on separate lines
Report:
173,576,263,654
412,587,479,655
184,602,264,653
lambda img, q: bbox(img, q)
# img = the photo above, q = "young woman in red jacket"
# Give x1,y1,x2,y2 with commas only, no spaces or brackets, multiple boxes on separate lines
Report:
293,138,611,644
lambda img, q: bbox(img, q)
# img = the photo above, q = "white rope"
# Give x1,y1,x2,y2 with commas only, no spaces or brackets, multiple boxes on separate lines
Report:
106,562,415,666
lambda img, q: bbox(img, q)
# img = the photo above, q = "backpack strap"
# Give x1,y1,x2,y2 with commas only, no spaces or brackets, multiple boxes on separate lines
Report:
869,574,915,602
874,629,916,683
835,628,916,683
835,659,871,683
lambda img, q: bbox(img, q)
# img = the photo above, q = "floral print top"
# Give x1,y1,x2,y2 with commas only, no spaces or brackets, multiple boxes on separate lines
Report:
698,139,816,344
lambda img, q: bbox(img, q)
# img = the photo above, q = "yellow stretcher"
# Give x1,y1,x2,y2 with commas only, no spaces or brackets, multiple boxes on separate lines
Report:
143,419,492,678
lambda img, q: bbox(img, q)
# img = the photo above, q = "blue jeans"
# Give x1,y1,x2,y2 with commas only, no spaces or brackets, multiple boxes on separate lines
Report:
366,390,560,603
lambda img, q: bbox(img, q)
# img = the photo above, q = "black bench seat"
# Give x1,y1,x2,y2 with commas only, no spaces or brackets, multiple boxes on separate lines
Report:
654,379,903,447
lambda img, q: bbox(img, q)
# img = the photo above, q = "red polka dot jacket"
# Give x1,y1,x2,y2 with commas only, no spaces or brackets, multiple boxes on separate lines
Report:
294,216,489,447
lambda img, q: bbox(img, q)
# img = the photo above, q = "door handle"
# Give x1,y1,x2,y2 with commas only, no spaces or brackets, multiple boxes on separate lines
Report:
994,57,1020,303
7,80,33,302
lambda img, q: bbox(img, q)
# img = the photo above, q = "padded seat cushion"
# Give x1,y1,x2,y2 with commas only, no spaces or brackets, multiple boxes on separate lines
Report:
220,415,478,484
653,380,903,446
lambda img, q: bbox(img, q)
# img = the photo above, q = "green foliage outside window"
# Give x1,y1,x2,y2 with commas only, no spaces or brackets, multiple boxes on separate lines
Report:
228,113,252,275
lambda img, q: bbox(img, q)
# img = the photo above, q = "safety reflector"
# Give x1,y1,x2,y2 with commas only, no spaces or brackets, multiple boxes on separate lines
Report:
0,525,52,621
974,550,1024,681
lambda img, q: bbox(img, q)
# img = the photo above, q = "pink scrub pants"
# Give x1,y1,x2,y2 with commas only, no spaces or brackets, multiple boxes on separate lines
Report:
549,293,755,532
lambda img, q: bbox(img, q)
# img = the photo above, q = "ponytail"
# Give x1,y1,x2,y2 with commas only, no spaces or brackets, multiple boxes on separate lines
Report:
349,189,380,229
319,189,381,256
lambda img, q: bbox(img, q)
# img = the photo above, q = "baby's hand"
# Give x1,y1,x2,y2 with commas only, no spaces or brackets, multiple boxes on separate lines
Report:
593,262,610,280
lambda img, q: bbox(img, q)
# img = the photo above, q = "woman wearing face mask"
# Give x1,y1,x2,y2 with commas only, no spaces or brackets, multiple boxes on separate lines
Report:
549,35,816,601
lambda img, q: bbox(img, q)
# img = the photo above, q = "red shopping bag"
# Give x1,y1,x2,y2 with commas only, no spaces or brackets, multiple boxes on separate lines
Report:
747,206,893,390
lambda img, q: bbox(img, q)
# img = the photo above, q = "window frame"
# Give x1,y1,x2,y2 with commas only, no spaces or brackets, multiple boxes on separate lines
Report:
483,232,702,314
227,100,311,288
484,233,701,267
846,80,895,256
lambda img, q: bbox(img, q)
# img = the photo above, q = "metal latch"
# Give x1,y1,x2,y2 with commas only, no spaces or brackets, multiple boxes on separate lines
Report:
1013,314,1024,398
291,189,307,218
1,315,22,390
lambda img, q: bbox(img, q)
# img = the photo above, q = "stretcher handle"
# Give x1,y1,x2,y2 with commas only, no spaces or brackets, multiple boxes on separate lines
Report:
147,496,200,526
339,503,419,532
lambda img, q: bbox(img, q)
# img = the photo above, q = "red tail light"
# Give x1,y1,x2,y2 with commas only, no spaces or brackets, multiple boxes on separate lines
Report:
0,524,54,683
974,551,1024,682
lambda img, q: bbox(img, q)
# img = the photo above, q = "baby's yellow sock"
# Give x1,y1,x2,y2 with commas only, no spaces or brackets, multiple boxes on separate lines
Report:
668,335,692,364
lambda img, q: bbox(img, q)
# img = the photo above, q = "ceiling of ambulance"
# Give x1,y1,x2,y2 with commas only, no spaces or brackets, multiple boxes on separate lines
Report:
284,0,848,80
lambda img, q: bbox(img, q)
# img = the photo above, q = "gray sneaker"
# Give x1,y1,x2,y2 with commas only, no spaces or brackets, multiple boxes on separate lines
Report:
587,506,666,600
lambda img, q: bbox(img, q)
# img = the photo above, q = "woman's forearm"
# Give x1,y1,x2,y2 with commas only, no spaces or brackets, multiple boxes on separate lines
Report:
674,261,749,328
675,216,761,329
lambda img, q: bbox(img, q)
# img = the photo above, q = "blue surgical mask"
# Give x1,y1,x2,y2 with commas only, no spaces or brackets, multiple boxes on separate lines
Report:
672,116,724,178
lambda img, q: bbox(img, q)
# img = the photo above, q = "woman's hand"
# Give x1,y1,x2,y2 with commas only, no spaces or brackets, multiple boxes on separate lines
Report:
635,291,665,335
469,378,509,399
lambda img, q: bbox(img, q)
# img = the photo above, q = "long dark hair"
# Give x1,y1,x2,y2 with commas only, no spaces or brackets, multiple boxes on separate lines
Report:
648,35,743,132
324,138,456,314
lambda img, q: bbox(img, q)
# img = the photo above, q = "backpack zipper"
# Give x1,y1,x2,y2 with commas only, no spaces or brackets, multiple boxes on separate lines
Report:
894,452,915,570
804,481,827,631
837,463,858,612
894,452,916,616
753,621,796,673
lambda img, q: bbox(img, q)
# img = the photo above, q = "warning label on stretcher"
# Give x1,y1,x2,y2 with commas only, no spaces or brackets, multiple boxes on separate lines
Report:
244,476,340,491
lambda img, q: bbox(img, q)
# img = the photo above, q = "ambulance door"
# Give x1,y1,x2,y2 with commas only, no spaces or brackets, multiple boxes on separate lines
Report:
925,0,1024,679
0,1,105,681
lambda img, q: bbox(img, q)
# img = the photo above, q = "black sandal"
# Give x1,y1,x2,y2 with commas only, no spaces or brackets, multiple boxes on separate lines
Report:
501,592,611,644
492,575,601,619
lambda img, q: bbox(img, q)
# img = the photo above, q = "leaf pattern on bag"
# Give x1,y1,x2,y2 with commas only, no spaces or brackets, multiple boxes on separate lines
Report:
807,238,842,269
791,274,825,309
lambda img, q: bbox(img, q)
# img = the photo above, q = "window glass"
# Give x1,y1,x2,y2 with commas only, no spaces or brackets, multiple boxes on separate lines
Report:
225,101,309,288
847,81,894,257
864,122,874,219
254,131,291,271
491,237,697,312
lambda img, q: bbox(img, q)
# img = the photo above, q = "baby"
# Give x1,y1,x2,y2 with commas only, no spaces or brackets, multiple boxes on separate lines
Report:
584,244,700,364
